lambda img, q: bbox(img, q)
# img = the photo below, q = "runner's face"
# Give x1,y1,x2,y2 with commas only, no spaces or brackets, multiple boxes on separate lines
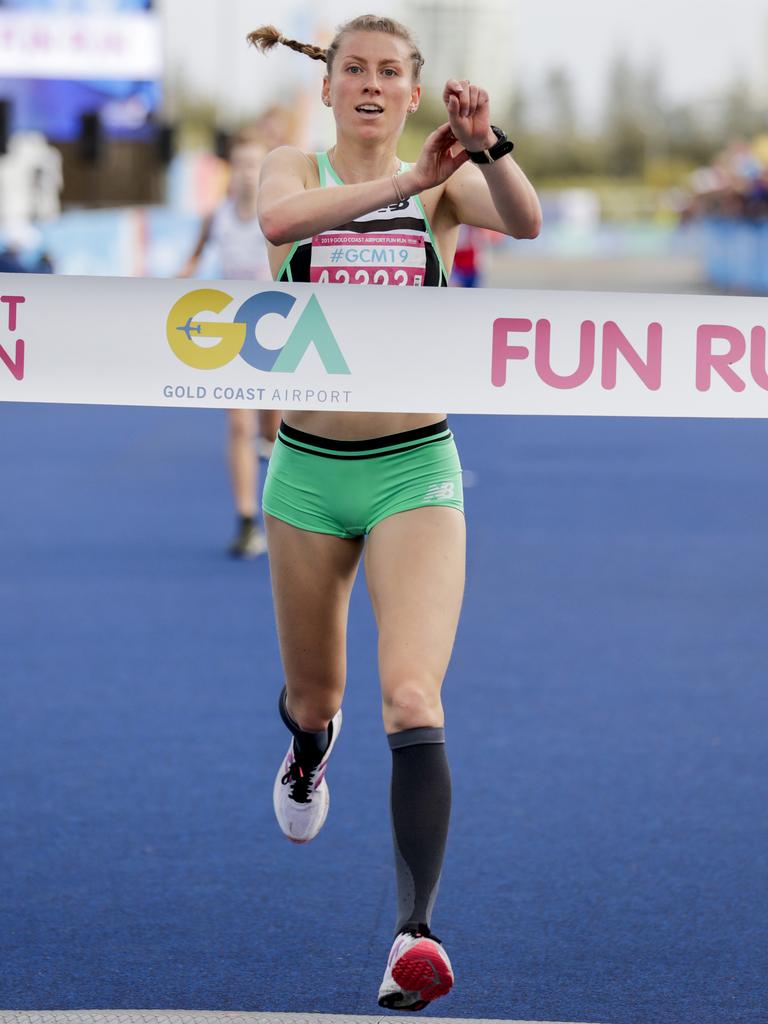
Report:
322,31,420,138
229,143,266,196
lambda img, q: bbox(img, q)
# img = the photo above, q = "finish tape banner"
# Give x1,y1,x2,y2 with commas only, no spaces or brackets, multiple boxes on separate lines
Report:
2,273,768,417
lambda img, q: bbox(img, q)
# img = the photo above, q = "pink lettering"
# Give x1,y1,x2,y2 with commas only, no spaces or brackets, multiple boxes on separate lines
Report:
696,324,746,392
1,295,25,332
0,339,24,381
535,319,595,389
31,29,51,50
601,321,663,390
491,318,532,387
749,327,768,390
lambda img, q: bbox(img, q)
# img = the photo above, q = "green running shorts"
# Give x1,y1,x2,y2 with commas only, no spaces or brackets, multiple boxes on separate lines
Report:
263,418,464,538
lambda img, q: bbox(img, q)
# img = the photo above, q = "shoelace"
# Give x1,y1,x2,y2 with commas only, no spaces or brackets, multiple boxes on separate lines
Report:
400,923,441,943
281,760,316,803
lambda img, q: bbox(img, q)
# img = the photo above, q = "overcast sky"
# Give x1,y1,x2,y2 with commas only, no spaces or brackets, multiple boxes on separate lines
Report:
160,0,768,126
516,1,768,121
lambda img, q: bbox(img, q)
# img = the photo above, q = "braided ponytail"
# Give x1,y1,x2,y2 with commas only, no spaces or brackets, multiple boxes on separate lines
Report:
247,25,327,64
248,16,424,80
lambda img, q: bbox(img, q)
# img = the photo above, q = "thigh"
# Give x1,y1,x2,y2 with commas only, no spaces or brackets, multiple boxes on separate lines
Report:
364,506,466,716
258,408,281,442
265,513,363,701
228,408,257,439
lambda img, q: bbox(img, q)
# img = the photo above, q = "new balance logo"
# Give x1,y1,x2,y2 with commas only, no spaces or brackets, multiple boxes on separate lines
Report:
376,199,410,213
424,481,455,501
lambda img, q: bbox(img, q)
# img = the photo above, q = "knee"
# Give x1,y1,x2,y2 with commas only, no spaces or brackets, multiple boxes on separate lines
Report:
382,679,444,733
229,412,256,443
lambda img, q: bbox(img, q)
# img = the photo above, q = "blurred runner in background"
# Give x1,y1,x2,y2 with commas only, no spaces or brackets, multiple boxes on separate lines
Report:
180,111,292,558
450,224,504,287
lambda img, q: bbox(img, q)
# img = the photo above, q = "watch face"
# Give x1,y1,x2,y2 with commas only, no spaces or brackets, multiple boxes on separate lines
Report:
468,126,512,162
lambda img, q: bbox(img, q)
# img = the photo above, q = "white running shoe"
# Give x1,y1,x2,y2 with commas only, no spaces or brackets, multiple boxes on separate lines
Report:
377,927,454,1011
272,708,342,844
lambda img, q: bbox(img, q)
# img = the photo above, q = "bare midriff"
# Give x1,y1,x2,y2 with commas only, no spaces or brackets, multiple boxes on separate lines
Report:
281,410,446,440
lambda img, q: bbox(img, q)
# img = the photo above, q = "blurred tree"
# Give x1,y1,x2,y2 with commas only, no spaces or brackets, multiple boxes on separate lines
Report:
544,66,577,139
721,77,760,139
664,103,714,165
509,83,527,136
603,53,646,176
639,61,666,164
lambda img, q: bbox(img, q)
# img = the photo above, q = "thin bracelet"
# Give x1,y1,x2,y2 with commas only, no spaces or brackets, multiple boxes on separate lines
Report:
391,172,405,203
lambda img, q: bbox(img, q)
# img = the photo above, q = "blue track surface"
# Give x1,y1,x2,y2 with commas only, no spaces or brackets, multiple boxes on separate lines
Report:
1,404,766,1023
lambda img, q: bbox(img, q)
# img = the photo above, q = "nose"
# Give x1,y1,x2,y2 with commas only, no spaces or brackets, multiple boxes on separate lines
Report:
362,72,382,94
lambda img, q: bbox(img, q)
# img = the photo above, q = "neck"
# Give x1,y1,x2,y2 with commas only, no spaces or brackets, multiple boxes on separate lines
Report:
233,192,259,218
328,134,401,183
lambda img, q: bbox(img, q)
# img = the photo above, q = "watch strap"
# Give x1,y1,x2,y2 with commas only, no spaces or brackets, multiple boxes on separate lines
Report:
468,126,514,164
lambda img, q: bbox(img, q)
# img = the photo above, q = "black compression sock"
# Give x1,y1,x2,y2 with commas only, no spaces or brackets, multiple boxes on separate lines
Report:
278,686,330,769
388,727,451,937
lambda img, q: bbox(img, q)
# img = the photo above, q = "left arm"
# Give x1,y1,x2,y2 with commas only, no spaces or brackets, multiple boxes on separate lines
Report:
441,79,542,239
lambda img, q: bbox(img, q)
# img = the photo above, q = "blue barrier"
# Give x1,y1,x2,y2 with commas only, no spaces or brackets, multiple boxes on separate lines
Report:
702,217,768,293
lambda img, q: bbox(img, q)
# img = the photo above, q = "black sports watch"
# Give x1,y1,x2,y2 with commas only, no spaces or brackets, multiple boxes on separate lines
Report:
467,125,514,164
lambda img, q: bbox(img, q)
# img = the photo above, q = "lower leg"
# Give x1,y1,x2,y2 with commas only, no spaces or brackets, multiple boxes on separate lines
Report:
389,726,452,936
228,409,258,517
278,686,332,769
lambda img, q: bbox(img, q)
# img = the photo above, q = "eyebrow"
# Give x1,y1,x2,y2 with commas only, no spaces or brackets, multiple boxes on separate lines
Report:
343,55,405,65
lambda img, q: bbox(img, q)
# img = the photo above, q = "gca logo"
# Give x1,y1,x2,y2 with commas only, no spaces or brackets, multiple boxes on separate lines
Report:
166,289,350,374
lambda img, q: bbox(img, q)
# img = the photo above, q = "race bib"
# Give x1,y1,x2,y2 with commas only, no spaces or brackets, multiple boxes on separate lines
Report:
310,231,427,286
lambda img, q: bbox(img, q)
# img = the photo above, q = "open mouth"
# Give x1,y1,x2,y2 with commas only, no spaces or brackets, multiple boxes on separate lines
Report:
355,104,384,116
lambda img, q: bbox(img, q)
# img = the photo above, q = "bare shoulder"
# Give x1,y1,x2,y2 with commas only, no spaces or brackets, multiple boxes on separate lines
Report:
261,146,319,187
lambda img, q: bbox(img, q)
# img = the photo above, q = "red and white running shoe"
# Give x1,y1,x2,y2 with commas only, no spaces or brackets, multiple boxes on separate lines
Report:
272,708,342,844
377,926,454,1011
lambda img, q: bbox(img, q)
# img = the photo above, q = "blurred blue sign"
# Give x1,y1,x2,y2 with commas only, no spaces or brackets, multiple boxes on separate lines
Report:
0,0,161,141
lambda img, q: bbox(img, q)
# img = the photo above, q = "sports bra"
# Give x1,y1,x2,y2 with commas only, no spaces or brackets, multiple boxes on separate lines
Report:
276,152,449,288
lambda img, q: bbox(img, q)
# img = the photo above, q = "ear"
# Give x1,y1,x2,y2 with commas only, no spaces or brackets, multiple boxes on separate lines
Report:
321,75,331,108
409,82,421,113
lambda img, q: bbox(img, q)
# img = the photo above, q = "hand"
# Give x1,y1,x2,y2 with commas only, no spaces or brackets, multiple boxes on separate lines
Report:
408,122,470,193
443,78,493,152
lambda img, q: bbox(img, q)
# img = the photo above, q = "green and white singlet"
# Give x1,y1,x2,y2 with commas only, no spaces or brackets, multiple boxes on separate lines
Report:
276,152,450,288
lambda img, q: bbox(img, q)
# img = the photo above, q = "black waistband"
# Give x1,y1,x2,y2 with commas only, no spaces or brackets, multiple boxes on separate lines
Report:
278,419,449,453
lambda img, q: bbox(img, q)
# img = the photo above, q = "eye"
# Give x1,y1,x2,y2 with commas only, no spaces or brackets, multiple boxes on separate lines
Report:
346,64,362,73
383,68,398,77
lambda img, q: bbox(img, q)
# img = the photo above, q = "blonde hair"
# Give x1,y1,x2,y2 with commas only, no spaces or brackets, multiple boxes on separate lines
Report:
247,15,425,81
230,125,268,150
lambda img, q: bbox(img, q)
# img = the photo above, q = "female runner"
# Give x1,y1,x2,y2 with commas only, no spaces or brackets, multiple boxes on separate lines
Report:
249,15,541,1012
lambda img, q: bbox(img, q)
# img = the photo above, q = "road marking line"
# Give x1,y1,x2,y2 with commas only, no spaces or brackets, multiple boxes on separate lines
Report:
0,1012,603,1024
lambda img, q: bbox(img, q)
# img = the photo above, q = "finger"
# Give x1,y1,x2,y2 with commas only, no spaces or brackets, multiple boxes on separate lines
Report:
460,80,470,116
477,88,489,109
443,80,464,110
428,122,456,145
468,84,479,116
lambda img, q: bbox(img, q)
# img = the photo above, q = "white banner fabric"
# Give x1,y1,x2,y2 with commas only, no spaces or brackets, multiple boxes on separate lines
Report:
2,273,768,418
0,12,162,80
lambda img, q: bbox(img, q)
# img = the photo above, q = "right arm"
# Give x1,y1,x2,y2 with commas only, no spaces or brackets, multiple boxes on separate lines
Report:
178,214,214,278
258,130,469,246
